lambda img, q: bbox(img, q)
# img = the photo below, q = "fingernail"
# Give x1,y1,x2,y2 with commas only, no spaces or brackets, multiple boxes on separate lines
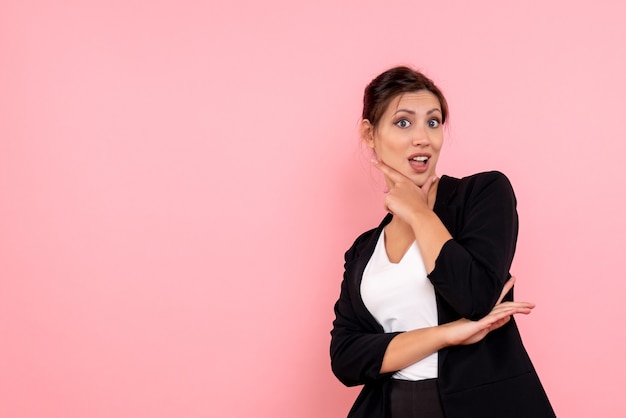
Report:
371,158,379,165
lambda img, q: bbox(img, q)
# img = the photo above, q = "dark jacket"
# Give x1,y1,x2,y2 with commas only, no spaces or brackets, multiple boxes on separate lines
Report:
330,171,555,418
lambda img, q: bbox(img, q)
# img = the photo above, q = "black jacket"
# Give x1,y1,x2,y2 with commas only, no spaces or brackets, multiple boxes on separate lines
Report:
330,171,555,418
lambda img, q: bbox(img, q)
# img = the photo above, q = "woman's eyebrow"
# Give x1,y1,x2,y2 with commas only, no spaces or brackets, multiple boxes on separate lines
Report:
392,108,442,116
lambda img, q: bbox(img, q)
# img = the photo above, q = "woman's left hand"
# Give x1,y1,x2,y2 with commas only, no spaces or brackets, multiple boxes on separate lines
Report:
449,277,530,346
372,159,437,224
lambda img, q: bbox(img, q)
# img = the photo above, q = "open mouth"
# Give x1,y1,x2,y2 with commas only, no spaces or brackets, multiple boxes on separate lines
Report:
410,155,429,165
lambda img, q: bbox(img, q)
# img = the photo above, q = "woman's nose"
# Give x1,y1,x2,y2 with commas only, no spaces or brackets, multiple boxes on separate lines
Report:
412,125,429,146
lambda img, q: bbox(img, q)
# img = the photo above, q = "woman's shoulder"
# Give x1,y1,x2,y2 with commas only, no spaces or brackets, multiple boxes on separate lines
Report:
446,170,511,185
344,214,392,262
441,170,515,199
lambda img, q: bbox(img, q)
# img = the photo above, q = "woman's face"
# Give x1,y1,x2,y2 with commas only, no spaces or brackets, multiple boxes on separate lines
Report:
362,90,444,188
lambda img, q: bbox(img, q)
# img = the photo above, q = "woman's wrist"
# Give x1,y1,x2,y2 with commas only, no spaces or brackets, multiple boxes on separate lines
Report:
439,320,462,347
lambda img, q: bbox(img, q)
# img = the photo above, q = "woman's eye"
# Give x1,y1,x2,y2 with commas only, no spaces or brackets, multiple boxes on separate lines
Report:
396,119,411,128
428,119,440,128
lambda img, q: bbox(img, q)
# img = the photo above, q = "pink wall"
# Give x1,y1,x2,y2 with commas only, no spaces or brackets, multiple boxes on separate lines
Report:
1,0,625,416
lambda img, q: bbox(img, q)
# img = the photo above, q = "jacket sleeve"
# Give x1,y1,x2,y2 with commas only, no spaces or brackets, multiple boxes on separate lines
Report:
428,171,518,320
330,239,402,387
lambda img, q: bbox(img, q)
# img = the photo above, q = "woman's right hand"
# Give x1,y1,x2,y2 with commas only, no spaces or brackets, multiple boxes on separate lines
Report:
443,277,535,346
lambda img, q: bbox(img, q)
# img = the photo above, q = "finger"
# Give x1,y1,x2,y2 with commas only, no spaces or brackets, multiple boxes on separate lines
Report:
490,302,535,316
486,302,535,320
496,301,535,310
488,316,511,332
495,308,533,329
489,307,534,323
371,159,410,184
383,197,393,214
487,308,516,322
474,308,513,331
420,175,438,196
496,276,516,305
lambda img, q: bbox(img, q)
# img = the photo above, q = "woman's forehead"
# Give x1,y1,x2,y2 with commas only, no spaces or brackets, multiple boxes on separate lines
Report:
386,91,441,114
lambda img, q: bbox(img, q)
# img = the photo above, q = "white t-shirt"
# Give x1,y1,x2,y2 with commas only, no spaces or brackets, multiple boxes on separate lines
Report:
361,229,438,380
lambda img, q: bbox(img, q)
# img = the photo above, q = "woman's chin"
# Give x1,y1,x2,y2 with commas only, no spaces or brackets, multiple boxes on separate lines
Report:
410,172,435,187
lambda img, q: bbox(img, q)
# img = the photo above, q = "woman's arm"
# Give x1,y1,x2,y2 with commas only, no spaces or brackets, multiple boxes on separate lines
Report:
379,277,532,373
373,160,518,319
330,241,403,387
332,261,533,382
426,172,518,319
372,159,451,273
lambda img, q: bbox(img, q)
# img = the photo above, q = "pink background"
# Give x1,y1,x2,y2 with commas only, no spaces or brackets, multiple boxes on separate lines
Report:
2,1,625,417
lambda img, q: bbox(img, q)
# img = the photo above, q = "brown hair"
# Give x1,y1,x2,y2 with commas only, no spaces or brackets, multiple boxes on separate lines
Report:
362,66,449,127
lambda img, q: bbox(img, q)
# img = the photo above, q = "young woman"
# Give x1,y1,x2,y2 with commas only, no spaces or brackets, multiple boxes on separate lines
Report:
330,66,555,418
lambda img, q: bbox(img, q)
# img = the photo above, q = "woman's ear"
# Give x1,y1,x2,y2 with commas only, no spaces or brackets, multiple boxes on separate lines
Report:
359,119,375,149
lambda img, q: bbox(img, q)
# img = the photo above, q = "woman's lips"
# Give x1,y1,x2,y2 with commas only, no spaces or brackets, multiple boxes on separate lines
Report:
408,155,429,173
